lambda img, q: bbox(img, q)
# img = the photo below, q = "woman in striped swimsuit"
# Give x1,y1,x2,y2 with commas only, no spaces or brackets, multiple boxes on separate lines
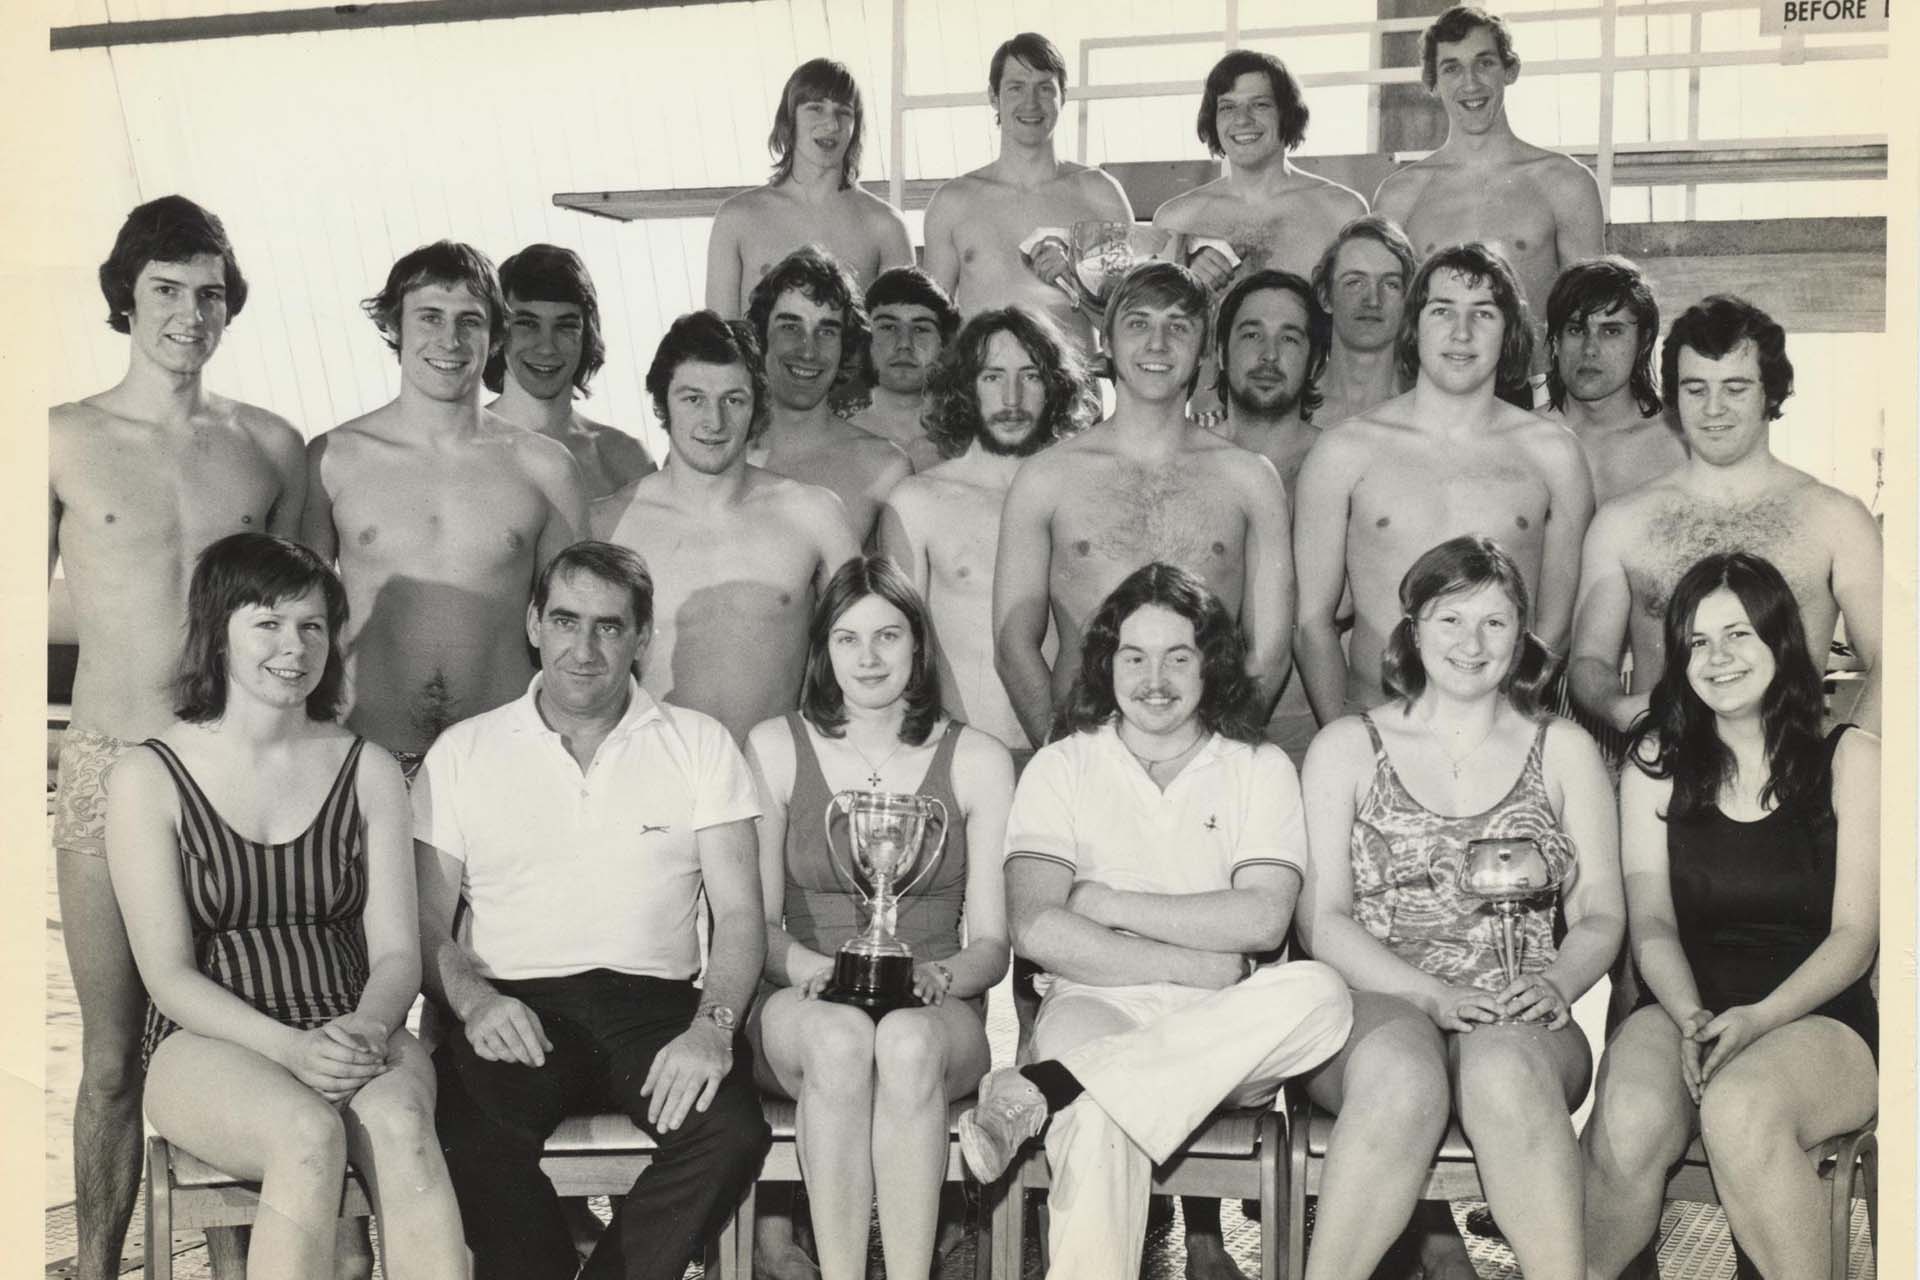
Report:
107,533,466,1278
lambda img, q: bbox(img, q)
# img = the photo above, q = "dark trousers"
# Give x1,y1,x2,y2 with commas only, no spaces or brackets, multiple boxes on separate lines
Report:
435,969,772,1280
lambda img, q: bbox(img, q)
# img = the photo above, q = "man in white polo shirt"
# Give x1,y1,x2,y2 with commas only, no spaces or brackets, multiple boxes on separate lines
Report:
414,540,772,1280
957,562,1354,1278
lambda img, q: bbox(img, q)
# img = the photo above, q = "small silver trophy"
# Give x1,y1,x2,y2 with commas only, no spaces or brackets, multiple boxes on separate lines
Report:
820,790,949,1015
1449,837,1566,1021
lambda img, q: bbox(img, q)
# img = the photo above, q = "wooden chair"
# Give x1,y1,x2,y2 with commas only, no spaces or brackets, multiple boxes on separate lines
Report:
1285,1095,1876,1279
982,1104,1287,1280
142,1137,374,1280
981,959,1289,1280
147,1097,991,1280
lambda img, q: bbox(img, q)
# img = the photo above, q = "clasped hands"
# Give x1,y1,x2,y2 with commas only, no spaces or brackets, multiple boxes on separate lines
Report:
280,1010,392,1105
1426,972,1572,1032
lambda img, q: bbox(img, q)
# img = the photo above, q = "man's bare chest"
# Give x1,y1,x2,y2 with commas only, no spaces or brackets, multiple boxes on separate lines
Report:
1051,469,1248,582
1350,450,1551,544
1625,497,1826,620
333,457,547,564
60,430,280,547
1405,174,1557,266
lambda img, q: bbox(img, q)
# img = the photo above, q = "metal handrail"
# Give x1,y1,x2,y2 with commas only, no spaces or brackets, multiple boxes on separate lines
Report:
886,0,1888,209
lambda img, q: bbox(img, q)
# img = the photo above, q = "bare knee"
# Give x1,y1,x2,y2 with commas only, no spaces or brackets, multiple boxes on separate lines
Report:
797,1006,877,1095
1337,1023,1451,1145
78,1028,145,1103
1697,1073,1789,1169
1457,1035,1572,1143
1587,1073,1692,1185
268,1098,349,1184
349,1082,438,1158
873,1013,948,1099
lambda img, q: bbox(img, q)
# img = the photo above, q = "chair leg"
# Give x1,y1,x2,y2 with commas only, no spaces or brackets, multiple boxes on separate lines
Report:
145,1137,173,1280
1826,1134,1863,1280
971,1177,994,1280
1286,1125,1308,1280
987,1175,1024,1280
726,1178,756,1280
1860,1133,1877,1260
1260,1112,1284,1280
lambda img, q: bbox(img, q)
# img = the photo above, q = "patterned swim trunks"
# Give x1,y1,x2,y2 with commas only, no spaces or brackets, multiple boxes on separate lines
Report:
52,728,134,858
392,750,427,789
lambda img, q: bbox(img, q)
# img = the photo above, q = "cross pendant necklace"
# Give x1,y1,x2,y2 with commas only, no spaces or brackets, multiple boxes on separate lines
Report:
850,738,905,789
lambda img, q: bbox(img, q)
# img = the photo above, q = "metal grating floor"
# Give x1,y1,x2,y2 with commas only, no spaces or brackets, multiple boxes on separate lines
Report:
44,1185,1875,1278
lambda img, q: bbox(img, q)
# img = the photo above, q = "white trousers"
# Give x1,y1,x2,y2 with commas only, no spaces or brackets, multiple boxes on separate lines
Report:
1031,961,1354,1279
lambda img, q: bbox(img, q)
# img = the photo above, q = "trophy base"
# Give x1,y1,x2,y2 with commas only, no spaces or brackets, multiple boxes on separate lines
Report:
819,951,919,1020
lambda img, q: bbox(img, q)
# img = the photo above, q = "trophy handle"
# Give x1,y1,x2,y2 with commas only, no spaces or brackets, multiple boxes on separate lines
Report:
892,797,950,900
821,791,876,907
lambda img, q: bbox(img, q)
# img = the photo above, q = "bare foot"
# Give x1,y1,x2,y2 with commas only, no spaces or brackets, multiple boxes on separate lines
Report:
1184,1229,1253,1280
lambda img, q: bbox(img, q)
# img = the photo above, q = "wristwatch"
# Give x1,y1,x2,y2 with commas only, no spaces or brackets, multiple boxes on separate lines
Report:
698,1002,737,1033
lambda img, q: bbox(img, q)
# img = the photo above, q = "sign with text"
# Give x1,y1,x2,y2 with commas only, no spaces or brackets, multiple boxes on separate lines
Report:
1759,0,1890,33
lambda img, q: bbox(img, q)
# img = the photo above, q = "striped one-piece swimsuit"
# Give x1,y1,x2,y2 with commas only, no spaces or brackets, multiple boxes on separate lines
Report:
139,737,371,1068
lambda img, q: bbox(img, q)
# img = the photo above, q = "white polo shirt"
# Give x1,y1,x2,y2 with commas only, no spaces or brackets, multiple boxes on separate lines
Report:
1005,722,1306,893
412,676,760,982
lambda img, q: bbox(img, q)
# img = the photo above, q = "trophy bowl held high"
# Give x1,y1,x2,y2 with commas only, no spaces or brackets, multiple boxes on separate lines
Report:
820,789,949,1017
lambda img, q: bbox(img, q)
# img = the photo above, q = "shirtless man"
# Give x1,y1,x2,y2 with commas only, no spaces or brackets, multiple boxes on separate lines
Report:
304,241,588,772
1540,256,1686,505
48,196,305,1280
1310,214,1417,428
922,32,1136,352
1293,242,1593,723
847,266,961,472
1207,270,1331,776
593,310,859,743
745,246,912,541
484,243,655,500
705,58,912,318
879,306,1098,759
1571,294,1881,737
993,261,1294,748
1373,5,1605,394
1154,50,1368,290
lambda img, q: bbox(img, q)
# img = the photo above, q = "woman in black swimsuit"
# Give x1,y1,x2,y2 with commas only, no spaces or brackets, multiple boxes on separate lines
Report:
107,533,465,1278
1581,552,1878,1278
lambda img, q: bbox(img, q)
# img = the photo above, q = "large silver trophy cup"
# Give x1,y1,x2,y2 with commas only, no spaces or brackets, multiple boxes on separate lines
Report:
1067,218,1136,315
820,790,949,1015
1447,837,1566,1022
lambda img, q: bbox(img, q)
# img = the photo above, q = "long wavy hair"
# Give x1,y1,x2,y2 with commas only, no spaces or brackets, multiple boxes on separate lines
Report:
768,58,864,189
1380,536,1557,717
1544,255,1661,417
922,306,1098,459
1631,552,1828,821
1396,242,1534,400
174,533,349,724
1054,562,1262,745
800,555,942,746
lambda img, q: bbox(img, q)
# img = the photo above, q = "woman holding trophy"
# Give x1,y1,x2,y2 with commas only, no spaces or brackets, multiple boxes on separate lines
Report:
743,554,1015,1280
1581,552,1877,1278
1294,536,1622,1280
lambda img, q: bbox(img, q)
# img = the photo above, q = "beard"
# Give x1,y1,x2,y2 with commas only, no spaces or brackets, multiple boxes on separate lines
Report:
976,410,1051,457
1226,375,1301,420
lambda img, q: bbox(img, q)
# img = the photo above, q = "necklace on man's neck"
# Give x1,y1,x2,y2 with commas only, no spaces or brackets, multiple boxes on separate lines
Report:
1121,727,1205,771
